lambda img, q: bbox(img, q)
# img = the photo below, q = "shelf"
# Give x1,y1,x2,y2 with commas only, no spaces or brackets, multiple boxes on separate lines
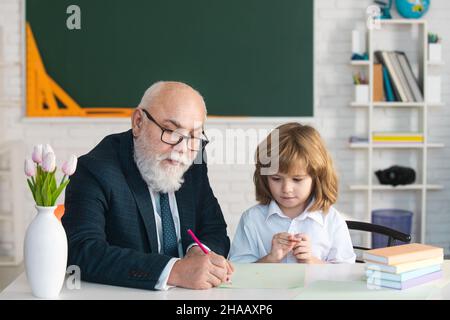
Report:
350,102,443,108
349,142,444,149
350,59,442,67
349,184,443,191
350,60,370,66
351,17,442,244
373,102,424,107
377,19,427,25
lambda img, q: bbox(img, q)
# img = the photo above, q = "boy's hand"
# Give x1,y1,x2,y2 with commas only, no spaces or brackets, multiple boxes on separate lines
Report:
266,232,300,262
293,234,324,264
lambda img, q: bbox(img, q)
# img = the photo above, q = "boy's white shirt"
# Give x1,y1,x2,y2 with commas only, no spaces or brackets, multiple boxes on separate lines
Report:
228,199,356,264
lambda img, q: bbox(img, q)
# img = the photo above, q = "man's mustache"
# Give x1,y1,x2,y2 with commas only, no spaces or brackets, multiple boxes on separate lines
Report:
157,152,191,166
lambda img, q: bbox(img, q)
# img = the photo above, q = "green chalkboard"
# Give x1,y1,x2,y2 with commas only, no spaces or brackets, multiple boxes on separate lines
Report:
26,0,313,117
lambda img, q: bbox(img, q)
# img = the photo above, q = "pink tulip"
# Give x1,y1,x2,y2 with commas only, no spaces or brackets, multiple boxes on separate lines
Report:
24,158,36,177
42,152,56,172
62,155,77,176
43,144,54,156
32,144,43,164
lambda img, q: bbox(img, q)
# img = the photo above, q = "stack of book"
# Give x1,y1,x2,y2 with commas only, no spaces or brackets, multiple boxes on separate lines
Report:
372,132,424,144
375,50,423,103
363,243,444,290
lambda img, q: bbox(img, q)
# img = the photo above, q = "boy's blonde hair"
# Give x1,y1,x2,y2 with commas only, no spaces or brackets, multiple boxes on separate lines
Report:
254,122,338,213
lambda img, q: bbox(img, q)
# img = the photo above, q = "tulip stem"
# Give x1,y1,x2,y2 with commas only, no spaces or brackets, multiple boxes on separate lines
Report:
60,175,66,186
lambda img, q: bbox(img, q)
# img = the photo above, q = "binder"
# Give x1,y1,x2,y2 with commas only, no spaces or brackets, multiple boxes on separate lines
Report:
373,63,385,102
382,66,395,102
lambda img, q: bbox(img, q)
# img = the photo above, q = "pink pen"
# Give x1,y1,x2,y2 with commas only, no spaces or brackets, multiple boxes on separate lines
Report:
187,229,209,254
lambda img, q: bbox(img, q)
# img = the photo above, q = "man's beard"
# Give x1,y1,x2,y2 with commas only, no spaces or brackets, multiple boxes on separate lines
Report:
133,133,193,193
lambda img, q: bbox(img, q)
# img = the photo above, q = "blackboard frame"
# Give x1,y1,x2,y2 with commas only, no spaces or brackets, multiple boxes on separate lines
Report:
24,0,314,118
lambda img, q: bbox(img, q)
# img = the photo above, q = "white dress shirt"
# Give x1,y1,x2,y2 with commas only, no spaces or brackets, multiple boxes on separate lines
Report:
228,200,356,264
149,189,200,290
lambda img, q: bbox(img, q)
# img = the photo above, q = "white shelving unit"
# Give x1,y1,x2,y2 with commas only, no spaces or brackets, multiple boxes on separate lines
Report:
349,184,443,191
349,142,444,149
351,101,444,107
349,19,444,244
0,141,25,266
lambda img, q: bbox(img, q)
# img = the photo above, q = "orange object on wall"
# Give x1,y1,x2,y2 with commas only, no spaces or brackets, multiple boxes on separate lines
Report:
26,23,133,118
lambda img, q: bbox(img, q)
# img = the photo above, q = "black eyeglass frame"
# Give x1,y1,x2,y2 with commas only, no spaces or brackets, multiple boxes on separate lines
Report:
140,108,209,151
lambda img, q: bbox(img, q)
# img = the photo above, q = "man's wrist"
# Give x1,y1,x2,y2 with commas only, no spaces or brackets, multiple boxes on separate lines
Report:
156,257,180,290
167,259,181,287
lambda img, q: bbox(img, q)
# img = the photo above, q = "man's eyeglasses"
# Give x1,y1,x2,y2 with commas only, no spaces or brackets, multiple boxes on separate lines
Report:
140,109,209,151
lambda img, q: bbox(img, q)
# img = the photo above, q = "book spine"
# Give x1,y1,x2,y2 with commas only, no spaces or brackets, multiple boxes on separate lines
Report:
382,51,408,102
367,271,443,290
397,52,424,102
372,136,423,139
373,138,423,142
366,264,442,282
366,257,444,274
382,66,395,102
389,249,444,265
390,52,415,102
400,270,443,289
375,51,401,101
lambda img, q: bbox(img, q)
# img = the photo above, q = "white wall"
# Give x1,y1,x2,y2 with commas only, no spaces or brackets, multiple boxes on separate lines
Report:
0,0,449,256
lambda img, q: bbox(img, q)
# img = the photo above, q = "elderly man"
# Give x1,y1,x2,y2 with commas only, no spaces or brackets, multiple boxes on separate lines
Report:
62,81,233,290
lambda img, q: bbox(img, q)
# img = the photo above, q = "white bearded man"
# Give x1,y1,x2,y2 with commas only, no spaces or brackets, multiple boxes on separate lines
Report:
63,81,233,290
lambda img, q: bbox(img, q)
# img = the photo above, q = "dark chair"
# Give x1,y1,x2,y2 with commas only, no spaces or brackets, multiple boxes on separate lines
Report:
346,220,412,263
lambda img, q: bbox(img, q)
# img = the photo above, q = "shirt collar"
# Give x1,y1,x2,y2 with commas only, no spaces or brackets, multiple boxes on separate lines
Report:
265,198,324,226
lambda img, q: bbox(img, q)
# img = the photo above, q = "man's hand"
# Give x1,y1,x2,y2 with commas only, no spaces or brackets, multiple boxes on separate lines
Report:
185,245,207,257
208,251,234,281
168,249,234,289
186,246,234,280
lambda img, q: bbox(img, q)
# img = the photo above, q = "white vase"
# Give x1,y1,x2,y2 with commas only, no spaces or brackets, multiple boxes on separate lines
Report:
24,205,68,299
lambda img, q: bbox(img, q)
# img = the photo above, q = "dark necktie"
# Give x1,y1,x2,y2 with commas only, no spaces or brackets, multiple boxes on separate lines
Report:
159,193,179,257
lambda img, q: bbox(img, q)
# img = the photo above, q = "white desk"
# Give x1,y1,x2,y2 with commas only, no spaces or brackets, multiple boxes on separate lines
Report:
1,262,450,300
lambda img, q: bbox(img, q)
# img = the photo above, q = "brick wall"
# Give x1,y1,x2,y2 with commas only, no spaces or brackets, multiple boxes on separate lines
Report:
1,0,449,257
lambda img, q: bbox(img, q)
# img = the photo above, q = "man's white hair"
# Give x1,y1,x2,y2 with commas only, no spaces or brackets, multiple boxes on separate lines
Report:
137,81,165,110
138,81,207,116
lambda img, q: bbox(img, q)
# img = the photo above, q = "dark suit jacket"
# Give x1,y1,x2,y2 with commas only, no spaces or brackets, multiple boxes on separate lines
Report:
62,130,230,290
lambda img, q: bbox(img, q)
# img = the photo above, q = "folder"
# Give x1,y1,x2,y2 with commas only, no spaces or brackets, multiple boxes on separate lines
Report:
373,63,385,102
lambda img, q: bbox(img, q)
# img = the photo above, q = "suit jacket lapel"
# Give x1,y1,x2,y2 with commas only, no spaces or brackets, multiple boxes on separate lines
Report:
118,130,159,253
